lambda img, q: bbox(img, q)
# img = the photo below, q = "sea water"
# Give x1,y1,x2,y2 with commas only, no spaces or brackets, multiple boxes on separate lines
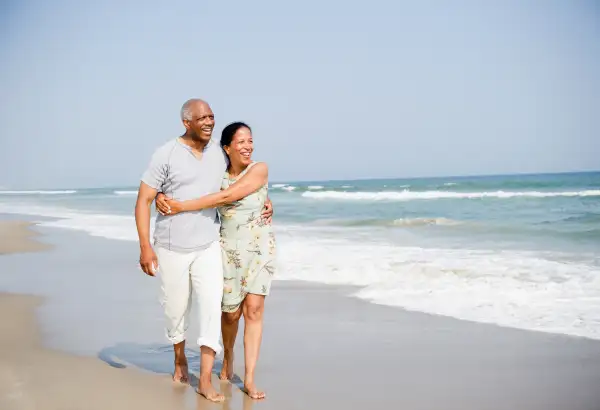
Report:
1,171,599,339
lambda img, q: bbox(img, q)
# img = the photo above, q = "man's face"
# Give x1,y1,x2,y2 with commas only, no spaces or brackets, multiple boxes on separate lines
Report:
184,102,215,143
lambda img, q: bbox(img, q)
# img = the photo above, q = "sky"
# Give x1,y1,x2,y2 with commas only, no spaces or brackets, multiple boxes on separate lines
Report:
1,0,599,189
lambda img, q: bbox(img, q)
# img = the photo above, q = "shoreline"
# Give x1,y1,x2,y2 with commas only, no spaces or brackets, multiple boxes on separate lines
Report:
2,206,598,341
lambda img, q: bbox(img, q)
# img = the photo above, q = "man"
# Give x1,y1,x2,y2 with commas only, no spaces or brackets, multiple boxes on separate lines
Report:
134,98,272,402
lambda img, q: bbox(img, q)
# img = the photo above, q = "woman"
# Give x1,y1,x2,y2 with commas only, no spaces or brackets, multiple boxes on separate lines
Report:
156,122,275,400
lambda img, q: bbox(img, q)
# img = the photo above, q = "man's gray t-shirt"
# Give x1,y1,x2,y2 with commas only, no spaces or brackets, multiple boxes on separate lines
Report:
141,138,228,253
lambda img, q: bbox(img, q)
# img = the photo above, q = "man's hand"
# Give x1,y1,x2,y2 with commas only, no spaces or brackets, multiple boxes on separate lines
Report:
261,198,273,224
135,181,160,277
139,246,158,276
155,193,170,216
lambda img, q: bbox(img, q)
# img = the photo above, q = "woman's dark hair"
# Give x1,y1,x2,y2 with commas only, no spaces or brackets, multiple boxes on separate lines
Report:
220,122,251,148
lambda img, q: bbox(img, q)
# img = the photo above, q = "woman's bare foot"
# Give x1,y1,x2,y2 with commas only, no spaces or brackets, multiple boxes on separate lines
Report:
219,349,234,381
243,381,265,400
173,358,189,384
197,379,225,402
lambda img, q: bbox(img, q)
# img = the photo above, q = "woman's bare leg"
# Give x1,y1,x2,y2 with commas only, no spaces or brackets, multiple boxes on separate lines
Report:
242,294,266,399
219,308,242,381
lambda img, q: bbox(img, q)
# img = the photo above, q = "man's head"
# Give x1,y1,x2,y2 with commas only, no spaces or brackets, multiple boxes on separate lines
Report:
180,99,215,143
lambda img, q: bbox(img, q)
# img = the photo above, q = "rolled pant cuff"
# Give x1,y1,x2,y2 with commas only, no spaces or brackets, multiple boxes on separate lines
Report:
197,337,222,356
167,334,186,345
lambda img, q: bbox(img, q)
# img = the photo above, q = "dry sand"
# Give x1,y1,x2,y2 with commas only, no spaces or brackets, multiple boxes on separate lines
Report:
0,221,52,254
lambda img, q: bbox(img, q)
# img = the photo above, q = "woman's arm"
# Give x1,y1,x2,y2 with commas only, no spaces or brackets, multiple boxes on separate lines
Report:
166,163,268,213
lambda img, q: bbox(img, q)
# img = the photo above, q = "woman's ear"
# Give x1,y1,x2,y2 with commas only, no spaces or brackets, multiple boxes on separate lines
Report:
223,146,230,155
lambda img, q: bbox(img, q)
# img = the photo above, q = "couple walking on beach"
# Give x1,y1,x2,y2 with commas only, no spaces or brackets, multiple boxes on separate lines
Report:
134,98,276,402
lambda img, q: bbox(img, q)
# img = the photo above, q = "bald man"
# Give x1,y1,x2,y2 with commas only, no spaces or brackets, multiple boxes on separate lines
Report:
135,99,272,402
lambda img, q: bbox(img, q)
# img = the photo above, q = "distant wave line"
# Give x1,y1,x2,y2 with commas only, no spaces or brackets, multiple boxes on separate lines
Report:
322,217,464,227
0,190,77,195
302,189,600,201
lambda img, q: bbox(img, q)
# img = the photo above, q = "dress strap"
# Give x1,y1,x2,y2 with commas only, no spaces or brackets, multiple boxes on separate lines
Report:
241,161,258,175
228,162,257,181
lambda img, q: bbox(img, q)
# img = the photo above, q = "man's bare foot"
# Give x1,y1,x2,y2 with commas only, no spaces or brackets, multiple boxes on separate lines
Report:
173,358,189,384
197,379,225,403
219,349,234,381
243,381,265,400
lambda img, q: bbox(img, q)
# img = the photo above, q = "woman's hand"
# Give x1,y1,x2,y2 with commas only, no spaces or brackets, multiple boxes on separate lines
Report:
155,194,185,215
155,193,171,216
164,198,184,215
261,198,273,224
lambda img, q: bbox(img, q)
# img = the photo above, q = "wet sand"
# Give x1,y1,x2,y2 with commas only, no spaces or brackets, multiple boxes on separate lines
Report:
0,292,213,410
0,222,198,409
2,220,600,409
0,221,276,410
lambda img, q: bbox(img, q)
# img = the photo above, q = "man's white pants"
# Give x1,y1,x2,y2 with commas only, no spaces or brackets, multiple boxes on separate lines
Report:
155,241,223,355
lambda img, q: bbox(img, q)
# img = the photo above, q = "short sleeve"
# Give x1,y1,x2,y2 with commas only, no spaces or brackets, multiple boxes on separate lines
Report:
141,149,168,190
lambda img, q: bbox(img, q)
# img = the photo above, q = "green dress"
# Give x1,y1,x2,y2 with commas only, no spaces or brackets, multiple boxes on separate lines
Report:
218,162,276,313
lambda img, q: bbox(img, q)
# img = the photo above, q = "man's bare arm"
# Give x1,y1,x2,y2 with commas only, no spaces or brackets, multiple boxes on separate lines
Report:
135,181,159,275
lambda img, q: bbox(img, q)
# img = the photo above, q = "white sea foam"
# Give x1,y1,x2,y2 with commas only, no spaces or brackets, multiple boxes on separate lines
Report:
391,217,462,227
0,204,144,241
113,190,138,195
303,189,600,201
0,190,77,195
319,217,465,228
277,234,600,340
2,202,600,340
307,185,324,190
271,184,296,191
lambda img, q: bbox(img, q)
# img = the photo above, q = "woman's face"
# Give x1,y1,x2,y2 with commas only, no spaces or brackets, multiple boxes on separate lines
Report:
224,127,253,167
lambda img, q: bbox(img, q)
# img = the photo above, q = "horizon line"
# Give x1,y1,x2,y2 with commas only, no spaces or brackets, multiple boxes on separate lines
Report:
5,168,599,191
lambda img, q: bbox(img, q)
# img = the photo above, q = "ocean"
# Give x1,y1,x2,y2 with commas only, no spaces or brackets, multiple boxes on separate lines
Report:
1,171,600,340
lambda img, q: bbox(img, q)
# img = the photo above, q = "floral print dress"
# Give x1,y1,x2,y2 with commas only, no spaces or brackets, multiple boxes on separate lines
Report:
218,162,276,313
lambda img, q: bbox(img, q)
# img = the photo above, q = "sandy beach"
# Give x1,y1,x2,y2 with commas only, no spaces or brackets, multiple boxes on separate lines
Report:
1,219,600,410
0,221,281,410
0,221,52,255
0,293,203,410
0,221,209,410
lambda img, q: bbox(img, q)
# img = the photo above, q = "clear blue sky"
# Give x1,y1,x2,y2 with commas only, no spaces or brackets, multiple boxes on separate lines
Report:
1,0,599,189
